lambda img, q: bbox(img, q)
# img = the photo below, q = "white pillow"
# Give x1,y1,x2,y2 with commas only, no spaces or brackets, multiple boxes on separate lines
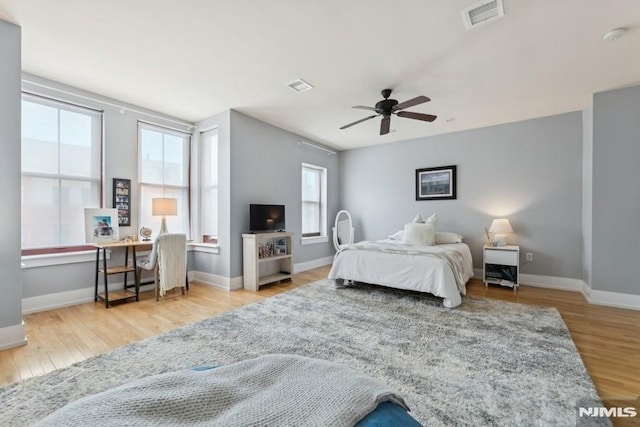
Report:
402,222,435,246
388,230,404,240
425,213,438,227
413,213,437,225
435,231,463,244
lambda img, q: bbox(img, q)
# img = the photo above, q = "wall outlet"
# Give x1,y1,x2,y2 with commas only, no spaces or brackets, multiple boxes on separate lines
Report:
526,252,533,262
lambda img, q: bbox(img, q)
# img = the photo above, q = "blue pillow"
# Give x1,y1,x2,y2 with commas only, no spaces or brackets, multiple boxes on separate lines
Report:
356,401,422,427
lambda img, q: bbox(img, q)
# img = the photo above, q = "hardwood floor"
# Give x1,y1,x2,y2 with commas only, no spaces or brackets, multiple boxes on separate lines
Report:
2,266,639,421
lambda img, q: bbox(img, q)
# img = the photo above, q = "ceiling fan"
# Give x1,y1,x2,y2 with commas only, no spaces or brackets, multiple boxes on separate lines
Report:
340,89,437,135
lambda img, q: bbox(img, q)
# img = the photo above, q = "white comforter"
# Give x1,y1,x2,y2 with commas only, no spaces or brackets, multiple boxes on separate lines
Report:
328,240,474,308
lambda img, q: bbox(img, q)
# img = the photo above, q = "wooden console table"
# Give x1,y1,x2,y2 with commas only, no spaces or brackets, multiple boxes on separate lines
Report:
93,241,152,308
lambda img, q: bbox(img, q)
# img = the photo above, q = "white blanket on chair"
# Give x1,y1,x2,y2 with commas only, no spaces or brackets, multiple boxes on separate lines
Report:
157,234,186,297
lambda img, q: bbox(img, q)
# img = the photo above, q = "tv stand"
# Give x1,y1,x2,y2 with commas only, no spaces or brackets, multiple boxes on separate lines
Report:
242,231,293,291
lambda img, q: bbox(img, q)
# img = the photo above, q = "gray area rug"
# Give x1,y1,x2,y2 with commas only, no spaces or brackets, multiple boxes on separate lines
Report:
0,280,606,426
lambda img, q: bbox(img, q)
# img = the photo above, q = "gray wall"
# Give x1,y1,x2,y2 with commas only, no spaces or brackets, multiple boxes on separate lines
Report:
229,111,339,277
0,20,22,329
591,84,640,295
20,74,194,298
14,60,639,301
340,112,584,278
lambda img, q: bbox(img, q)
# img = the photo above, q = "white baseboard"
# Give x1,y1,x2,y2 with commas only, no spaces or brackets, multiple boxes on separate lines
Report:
189,271,243,291
23,269,243,313
23,287,95,314
294,256,333,273
587,289,640,311
23,262,640,313
0,320,27,350
191,256,332,291
23,281,155,314
519,273,586,292
473,269,639,311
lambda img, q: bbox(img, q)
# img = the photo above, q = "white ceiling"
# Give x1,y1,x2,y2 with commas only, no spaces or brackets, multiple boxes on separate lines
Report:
1,0,639,150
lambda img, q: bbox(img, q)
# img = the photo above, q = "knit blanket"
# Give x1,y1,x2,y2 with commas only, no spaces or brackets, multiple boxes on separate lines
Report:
34,354,409,427
157,233,186,297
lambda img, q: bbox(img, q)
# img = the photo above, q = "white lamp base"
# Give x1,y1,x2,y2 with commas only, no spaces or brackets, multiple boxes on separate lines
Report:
159,217,168,234
494,234,508,246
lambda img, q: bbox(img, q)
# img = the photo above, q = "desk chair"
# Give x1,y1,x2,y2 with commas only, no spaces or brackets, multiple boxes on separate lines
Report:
136,233,188,301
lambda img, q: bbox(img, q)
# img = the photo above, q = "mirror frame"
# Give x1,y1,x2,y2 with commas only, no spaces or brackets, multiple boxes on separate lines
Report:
332,210,354,251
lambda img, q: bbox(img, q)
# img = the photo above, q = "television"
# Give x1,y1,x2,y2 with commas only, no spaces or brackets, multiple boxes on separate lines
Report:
250,204,285,233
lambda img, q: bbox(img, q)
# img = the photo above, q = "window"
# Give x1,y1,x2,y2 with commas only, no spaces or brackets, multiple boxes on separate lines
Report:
199,128,218,243
301,163,327,239
21,93,103,250
138,122,190,236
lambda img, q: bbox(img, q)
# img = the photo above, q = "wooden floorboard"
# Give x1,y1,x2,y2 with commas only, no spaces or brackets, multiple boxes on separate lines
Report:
1,267,639,423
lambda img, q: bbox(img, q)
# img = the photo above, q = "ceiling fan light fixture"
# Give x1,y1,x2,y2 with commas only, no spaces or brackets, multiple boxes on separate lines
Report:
339,89,437,135
287,78,314,92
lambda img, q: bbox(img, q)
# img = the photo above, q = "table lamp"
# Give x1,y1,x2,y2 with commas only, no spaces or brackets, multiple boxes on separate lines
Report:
489,218,513,246
152,198,177,234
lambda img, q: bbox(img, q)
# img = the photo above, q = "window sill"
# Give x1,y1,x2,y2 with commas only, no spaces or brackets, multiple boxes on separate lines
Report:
22,249,108,268
301,236,328,246
188,243,221,254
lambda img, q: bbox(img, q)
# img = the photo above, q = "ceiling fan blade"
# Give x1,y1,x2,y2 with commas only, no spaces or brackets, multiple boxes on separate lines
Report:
352,105,378,111
339,114,378,130
392,95,431,111
380,116,391,135
396,111,437,122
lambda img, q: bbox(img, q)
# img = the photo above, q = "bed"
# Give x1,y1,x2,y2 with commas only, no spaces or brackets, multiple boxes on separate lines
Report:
328,238,474,308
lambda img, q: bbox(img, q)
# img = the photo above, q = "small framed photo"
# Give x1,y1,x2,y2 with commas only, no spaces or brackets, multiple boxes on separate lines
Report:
85,208,119,243
113,178,131,226
274,237,287,255
415,165,457,200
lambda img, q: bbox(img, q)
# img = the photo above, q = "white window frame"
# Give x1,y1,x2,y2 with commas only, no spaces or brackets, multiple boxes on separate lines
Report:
137,121,191,237
20,92,103,252
188,126,220,254
198,128,219,245
301,163,328,245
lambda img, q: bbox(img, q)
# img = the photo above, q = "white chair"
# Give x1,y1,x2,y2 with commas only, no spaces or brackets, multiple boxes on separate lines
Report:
136,233,188,301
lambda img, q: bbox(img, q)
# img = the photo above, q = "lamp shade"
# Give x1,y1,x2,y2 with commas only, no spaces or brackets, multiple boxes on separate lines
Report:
152,198,177,216
489,218,513,234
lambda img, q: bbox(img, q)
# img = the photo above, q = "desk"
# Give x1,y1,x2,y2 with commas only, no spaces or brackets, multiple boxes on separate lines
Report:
93,241,152,308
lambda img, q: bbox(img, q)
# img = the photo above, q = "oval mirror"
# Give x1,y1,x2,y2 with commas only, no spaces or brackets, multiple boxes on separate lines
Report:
332,210,354,251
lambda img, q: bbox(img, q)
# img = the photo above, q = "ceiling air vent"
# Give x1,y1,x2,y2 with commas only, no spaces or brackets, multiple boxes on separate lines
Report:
462,0,504,29
287,78,314,93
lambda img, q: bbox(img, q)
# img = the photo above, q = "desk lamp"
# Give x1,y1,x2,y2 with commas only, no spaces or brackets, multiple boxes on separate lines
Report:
152,198,177,234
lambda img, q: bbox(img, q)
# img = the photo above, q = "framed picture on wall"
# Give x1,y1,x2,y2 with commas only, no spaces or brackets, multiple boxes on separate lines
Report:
415,165,457,200
113,178,131,226
84,208,119,243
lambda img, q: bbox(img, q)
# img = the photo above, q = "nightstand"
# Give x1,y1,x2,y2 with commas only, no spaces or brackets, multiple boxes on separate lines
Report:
483,245,520,292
